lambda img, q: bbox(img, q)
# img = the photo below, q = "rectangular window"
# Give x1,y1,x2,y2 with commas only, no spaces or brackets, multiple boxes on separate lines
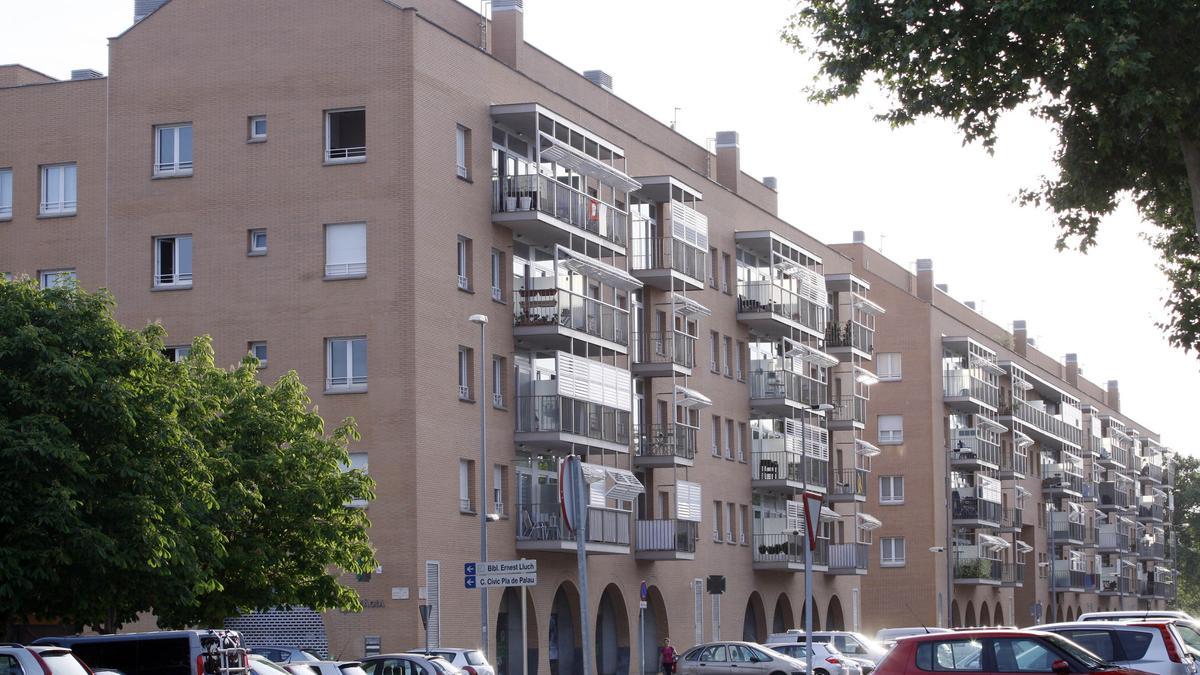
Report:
722,336,732,377
325,108,366,162
490,248,504,302
345,452,369,508
459,459,475,512
493,464,506,515
326,336,367,392
879,414,904,444
736,340,746,381
878,352,902,380
154,123,193,176
725,419,734,459
162,345,190,362
737,422,747,462
722,253,732,294
154,235,193,287
713,500,723,542
458,346,473,400
39,268,76,288
40,163,77,215
249,115,267,141
457,236,472,290
881,536,906,566
492,355,505,408
709,247,719,288
0,168,11,218
456,125,471,179
739,505,750,545
709,331,719,372
325,222,366,278
248,228,267,254
711,415,720,456
248,341,268,368
880,476,904,504
726,502,737,543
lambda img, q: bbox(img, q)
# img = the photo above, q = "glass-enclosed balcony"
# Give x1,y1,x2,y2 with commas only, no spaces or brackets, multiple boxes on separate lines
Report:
949,424,1001,470
633,423,697,468
628,187,709,291
1098,569,1132,595
750,418,830,493
1049,511,1086,544
749,362,829,415
1043,452,1085,496
514,351,633,454
515,287,630,349
1000,444,1029,480
516,395,631,450
635,519,698,561
954,546,1004,585
942,338,1001,411
1099,481,1132,511
1000,506,1024,533
1138,540,1165,560
631,330,694,377
1140,461,1164,484
1005,398,1084,448
735,231,828,338
1098,524,1132,553
1052,559,1089,591
1138,502,1165,522
516,499,631,554
829,394,866,430
825,276,882,361
492,104,638,253
951,474,1003,528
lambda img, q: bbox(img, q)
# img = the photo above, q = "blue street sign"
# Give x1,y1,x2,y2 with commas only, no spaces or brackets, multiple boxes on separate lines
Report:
640,581,647,601
465,575,477,589
464,563,476,575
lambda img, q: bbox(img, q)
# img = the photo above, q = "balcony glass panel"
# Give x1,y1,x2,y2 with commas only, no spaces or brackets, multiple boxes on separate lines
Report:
495,172,627,247
517,500,630,546
634,330,695,368
636,423,697,461
753,533,829,566
635,519,698,554
514,287,629,345
749,361,828,407
515,395,630,445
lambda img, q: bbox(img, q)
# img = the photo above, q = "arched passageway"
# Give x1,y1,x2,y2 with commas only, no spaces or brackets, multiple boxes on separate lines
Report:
549,582,582,675
498,587,539,675
742,592,767,643
826,596,845,631
595,584,630,675
772,594,794,633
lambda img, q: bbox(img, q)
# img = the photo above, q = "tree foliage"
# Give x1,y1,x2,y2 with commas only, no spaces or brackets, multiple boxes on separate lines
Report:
1171,454,1200,612
0,279,375,634
782,0,1200,354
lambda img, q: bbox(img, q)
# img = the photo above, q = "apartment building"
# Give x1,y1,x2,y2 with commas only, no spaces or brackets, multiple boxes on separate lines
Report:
828,240,1178,632
0,0,889,670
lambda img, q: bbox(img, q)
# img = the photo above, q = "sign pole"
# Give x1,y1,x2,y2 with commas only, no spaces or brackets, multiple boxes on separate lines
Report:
521,586,528,675
805,528,813,675
568,456,592,675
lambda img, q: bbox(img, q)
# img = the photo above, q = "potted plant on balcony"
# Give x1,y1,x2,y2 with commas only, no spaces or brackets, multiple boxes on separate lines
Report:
518,188,533,211
504,187,518,212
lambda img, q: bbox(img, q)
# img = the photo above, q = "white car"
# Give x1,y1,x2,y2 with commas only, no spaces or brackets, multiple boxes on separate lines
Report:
791,631,890,667
1079,611,1194,622
874,627,953,650
677,641,808,675
761,641,862,675
404,650,493,675
1039,621,1198,675
0,645,91,675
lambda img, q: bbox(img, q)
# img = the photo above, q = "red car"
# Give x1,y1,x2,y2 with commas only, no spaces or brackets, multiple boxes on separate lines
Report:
873,629,1157,675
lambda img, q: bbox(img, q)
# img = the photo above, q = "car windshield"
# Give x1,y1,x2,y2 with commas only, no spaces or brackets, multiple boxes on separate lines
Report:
1042,634,1111,670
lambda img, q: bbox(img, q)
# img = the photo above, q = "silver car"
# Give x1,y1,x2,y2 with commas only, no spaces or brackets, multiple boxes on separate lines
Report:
1040,621,1198,675
404,650,493,675
805,632,890,667
677,642,806,675
763,642,862,675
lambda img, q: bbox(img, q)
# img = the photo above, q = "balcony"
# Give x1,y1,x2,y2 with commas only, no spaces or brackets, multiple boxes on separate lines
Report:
514,287,630,353
825,318,874,360
494,172,629,253
1140,463,1164,485
1000,507,1024,533
628,200,708,291
1002,399,1083,449
631,331,694,377
1099,482,1132,512
515,395,631,454
1138,503,1165,522
1002,564,1025,587
635,519,698,561
516,501,631,555
1098,574,1132,596
999,447,1028,480
751,450,829,493
828,543,869,575
943,370,999,412
1140,580,1170,598
828,468,868,503
1042,463,1085,497
1052,566,1088,592
633,423,697,468
829,394,866,431
752,533,829,572
749,367,828,416
949,433,1001,471
1138,542,1166,560
1098,528,1132,554
1049,513,1085,545
954,557,1004,585
952,497,1002,528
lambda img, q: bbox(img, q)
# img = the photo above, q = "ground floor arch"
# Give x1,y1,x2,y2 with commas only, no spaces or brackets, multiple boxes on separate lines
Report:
498,587,539,675
980,602,990,627
952,600,961,628
799,599,822,632
742,592,767,643
549,582,582,675
993,603,1004,627
638,585,668,675
826,596,844,631
965,601,976,627
772,594,794,633
595,584,630,675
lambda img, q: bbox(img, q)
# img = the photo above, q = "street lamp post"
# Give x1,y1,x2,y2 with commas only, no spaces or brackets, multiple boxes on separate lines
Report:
469,314,490,655
944,447,955,628
801,401,834,675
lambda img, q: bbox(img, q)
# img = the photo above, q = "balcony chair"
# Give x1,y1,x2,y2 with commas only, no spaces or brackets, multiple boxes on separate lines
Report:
521,509,552,541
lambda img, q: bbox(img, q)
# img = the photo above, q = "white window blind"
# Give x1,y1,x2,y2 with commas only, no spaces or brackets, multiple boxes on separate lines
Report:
459,460,471,511
0,168,12,218
878,415,903,444
877,352,902,379
785,500,804,533
554,352,632,411
676,481,702,522
671,201,709,250
978,475,1002,504
325,223,366,276
424,561,441,648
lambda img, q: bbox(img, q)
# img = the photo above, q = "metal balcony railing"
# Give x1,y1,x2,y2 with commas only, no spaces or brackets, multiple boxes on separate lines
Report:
635,330,695,368
943,370,999,408
1002,564,1025,585
1099,576,1131,593
751,451,828,489
1004,399,1083,446
515,395,631,446
953,498,1001,523
514,287,629,346
1001,507,1024,530
636,423,698,461
830,468,868,499
830,395,866,425
635,519,698,554
737,280,827,335
1053,569,1087,589
753,533,829,566
1050,516,1086,542
949,434,1001,466
516,501,631,546
629,236,707,282
749,369,829,407
1141,464,1164,483
829,543,870,571
1139,542,1165,558
1138,504,1165,521
955,556,1004,582
1099,482,1132,509
495,174,628,247
824,319,874,354
1099,530,1132,552
1001,448,1028,475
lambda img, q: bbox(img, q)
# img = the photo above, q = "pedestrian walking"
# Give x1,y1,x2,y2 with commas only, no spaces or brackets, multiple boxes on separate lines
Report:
660,638,677,675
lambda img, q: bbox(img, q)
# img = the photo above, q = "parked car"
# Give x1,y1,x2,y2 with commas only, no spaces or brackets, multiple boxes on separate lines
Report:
874,627,953,650
362,654,460,675
761,641,863,675
308,662,370,675
676,641,807,675
0,645,93,675
871,628,1155,675
35,630,247,675
1080,612,1193,623
803,631,890,667
284,666,321,675
1040,621,1197,675
1147,620,1200,658
250,648,322,664
251,655,297,675
403,650,493,675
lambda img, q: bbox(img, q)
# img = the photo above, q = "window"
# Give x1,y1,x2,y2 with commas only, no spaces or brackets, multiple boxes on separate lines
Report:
709,246,719,288
879,415,903,444
725,418,734,459
457,236,472,290
39,268,76,288
698,645,727,663
726,502,737,543
154,235,193,287
490,248,504,302
736,340,746,381
712,500,723,541
881,536,905,566
325,222,366,278
880,476,905,504
739,504,749,544
709,331,719,372
492,355,505,408
248,228,267,254
345,452,369,508
458,346,474,400
915,640,983,672
325,108,366,162
711,416,720,456
326,337,367,392
459,459,475,512
155,123,193,176
878,352,902,380
990,638,1059,673
493,464,506,514
248,115,267,141
722,336,732,377
1051,631,1115,662
248,341,268,368
737,422,747,462
162,345,190,362
0,168,11,218
721,252,732,293
456,125,471,179
40,163,77,215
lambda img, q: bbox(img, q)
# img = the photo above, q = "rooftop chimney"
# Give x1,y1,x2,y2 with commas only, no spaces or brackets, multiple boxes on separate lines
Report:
715,131,740,193
1013,320,1028,357
1065,353,1080,387
763,176,778,191
1107,380,1121,412
491,0,524,70
70,69,103,80
916,259,934,302
583,70,613,92
852,230,865,244
133,0,168,22
964,301,976,311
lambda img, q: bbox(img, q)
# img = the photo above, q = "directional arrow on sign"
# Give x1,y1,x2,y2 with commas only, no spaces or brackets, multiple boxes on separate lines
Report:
465,576,477,589
464,563,477,576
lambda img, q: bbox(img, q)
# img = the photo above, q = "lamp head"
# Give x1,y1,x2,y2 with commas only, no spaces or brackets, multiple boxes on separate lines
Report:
813,403,836,412
469,314,489,325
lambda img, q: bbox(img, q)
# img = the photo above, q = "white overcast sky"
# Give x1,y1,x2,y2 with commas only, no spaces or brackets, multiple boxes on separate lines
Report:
3,0,1195,455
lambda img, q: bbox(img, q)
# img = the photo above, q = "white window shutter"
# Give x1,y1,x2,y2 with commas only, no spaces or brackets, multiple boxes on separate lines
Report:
693,578,704,645
326,223,367,266
676,481,702,523
425,560,441,648
786,500,804,533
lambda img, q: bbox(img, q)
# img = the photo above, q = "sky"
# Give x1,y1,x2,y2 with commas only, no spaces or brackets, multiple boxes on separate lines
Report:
2,0,1195,455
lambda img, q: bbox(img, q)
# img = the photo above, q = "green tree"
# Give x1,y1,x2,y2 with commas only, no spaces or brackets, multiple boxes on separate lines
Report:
1171,455,1200,612
782,1,1200,354
0,279,375,635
